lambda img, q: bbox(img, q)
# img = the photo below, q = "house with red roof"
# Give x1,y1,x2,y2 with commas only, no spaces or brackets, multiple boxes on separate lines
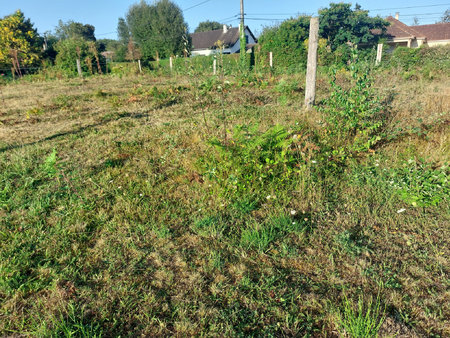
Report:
385,15,450,49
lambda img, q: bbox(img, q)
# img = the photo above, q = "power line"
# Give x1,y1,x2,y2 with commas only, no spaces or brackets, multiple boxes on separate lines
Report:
96,31,117,36
397,12,445,17
183,0,214,12
368,3,450,11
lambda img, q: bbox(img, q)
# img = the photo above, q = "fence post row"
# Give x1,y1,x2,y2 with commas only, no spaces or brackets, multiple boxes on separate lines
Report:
305,17,319,108
269,52,273,68
169,56,173,72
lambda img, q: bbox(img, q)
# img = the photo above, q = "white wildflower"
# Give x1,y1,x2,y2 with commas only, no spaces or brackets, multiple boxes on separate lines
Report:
290,210,297,216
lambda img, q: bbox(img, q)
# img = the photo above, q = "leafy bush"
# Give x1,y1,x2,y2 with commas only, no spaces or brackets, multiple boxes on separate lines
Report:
205,124,318,199
55,38,106,76
318,51,384,158
257,16,310,73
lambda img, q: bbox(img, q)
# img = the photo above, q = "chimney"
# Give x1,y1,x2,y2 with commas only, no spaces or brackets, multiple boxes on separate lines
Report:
223,25,228,33
395,12,399,20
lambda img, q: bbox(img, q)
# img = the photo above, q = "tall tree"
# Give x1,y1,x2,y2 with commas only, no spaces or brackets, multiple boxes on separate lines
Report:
55,20,96,41
441,9,450,23
194,21,222,33
0,10,40,75
117,17,130,44
319,3,388,50
124,0,189,60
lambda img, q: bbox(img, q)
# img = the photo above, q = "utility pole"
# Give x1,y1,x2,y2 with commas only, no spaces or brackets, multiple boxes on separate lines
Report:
239,0,246,67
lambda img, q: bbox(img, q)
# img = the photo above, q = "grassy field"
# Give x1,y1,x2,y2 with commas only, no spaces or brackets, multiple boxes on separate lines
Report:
0,64,449,336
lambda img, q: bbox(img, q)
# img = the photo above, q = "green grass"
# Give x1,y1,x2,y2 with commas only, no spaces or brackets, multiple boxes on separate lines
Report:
0,66,449,336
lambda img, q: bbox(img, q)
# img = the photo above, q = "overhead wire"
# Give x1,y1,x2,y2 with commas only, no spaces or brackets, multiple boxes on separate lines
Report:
183,0,214,12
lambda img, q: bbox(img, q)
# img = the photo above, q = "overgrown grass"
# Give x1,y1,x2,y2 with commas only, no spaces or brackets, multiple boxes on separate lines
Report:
0,61,448,336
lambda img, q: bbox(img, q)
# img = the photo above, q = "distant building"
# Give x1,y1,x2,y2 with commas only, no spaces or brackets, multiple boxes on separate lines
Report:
190,25,257,56
385,14,450,49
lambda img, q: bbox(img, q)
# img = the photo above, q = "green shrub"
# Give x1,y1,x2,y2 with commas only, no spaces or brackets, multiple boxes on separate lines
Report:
205,124,317,199
55,38,106,76
318,51,384,158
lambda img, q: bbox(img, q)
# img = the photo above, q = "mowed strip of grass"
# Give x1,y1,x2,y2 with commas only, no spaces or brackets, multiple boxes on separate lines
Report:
0,70,449,337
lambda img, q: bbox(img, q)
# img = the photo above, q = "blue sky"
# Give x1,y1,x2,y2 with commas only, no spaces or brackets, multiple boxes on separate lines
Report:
1,0,448,38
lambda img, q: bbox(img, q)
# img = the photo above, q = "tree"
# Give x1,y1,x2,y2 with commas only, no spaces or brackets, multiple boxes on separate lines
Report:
123,0,189,60
194,21,222,32
55,20,96,41
319,3,388,50
0,10,40,76
117,17,130,44
441,9,450,23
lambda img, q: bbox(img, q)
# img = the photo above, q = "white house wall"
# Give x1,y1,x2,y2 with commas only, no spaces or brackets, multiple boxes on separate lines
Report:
191,27,257,56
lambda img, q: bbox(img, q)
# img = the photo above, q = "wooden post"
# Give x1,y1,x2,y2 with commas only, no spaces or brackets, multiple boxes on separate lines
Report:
76,59,82,77
376,44,383,65
169,56,173,72
213,57,217,75
305,17,319,108
138,59,142,73
269,51,273,68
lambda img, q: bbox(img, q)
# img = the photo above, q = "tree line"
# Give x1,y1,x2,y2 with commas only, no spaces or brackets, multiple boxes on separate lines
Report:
1,1,448,77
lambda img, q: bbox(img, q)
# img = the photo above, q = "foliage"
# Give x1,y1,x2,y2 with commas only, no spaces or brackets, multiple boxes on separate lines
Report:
441,9,450,23
388,160,449,207
43,149,58,178
388,45,450,71
195,20,223,33
319,3,388,51
55,20,96,41
117,17,130,44
0,10,40,72
318,51,384,157
206,124,318,199
337,294,385,338
55,38,105,76
124,0,189,60
258,16,310,72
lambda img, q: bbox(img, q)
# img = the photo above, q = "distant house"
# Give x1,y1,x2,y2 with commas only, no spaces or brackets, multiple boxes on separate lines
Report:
385,15,450,49
190,25,257,56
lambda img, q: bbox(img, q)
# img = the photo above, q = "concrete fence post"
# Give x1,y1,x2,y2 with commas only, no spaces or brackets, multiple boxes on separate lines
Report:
376,44,383,65
76,59,82,77
305,17,319,108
